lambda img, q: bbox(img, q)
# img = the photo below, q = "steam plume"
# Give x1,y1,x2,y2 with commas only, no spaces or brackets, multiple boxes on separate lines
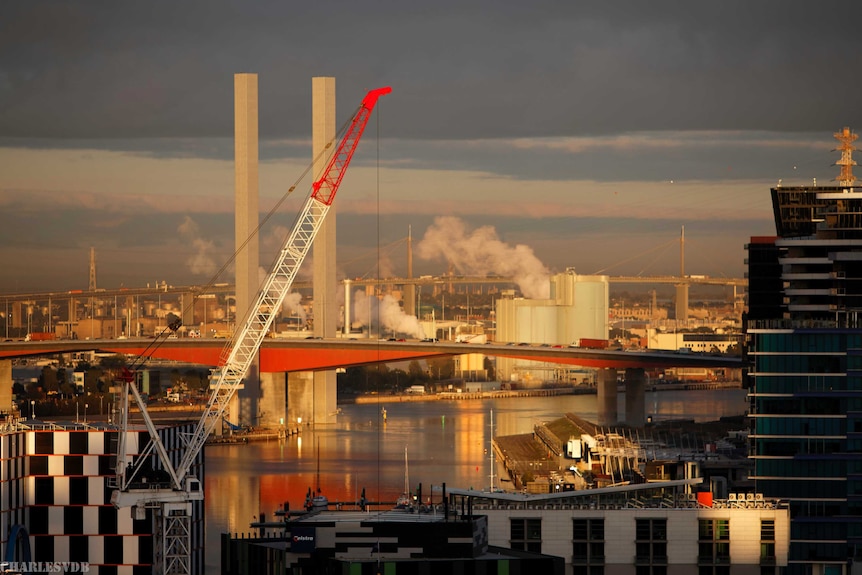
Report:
281,292,307,323
351,290,425,339
416,216,550,299
178,216,217,276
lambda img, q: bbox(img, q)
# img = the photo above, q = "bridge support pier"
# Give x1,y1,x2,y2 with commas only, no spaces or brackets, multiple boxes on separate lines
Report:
597,368,618,427
285,371,337,428
624,368,646,427
287,372,313,428
259,372,286,428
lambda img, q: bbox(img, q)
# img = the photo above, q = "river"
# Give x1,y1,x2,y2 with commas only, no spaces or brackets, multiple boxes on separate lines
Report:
203,387,748,572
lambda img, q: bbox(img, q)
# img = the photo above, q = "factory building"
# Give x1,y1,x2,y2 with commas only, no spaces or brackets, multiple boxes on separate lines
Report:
495,269,608,384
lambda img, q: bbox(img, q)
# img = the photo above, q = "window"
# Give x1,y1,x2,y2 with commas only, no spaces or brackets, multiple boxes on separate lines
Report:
699,519,730,571
34,432,54,454
69,477,88,505
29,455,48,475
573,518,604,571
64,506,83,535
510,518,542,552
64,455,84,476
635,518,668,572
761,519,776,566
34,477,54,505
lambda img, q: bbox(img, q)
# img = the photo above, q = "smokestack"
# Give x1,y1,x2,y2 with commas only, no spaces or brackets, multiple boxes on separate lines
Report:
404,225,416,317
408,225,413,280
343,278,352,336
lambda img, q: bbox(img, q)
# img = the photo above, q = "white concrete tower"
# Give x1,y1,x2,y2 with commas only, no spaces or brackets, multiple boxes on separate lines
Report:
311,76,338,425
289,77,339,427
233,73,260,427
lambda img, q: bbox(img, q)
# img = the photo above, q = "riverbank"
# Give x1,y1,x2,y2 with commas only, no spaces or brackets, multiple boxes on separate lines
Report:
353,386,585,404
351,380,742,405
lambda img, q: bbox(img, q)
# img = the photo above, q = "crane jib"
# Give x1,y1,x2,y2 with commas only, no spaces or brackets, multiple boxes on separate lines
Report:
112,85,392,575
182,85,391,480
311,86,391,206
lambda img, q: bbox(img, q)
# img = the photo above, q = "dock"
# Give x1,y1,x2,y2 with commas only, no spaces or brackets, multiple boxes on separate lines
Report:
355,386,587,404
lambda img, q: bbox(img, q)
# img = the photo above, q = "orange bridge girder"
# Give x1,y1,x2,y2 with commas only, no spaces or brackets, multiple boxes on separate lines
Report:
0,340,741,372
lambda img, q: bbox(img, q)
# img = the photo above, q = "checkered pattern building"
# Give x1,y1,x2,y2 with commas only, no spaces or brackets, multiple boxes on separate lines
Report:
0,421,204,574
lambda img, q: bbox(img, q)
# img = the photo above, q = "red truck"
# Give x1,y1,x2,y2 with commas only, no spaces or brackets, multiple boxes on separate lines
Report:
25,332,56,341
572,338,609,349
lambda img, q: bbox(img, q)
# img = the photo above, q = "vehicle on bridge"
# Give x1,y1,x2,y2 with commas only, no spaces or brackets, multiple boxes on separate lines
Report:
571,338,609,350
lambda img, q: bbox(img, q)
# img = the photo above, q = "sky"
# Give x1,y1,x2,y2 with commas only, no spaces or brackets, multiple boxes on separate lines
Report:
3,1,862,294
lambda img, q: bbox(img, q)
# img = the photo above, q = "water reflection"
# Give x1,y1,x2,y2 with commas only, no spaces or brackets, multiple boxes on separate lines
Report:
204,388,747,572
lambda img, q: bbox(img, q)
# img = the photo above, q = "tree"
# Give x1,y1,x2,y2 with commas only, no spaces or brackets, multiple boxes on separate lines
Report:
426,357,455,380
56,367,75,399
40,366,59,396
407,360,427,381
184,369,208,393
391,368,408,391
483,357,496,381
99,354,127,370
83,368,102,395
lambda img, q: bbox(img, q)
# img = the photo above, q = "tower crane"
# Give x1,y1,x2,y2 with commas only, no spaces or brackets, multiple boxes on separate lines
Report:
110,86,392,575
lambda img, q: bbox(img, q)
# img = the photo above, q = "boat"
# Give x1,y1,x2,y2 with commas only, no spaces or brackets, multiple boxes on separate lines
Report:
305,442,329,511
395,446,413,510
305,487,329,511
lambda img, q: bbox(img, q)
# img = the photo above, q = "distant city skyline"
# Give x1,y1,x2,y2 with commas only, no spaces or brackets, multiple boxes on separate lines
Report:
3,2,862,292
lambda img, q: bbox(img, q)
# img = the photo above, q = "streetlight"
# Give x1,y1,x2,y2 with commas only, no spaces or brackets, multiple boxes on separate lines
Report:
30,400,35,420
84,403,88,424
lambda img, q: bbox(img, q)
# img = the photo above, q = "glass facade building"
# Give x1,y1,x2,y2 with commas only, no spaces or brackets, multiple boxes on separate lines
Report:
746,168,862,573
747,325,862,573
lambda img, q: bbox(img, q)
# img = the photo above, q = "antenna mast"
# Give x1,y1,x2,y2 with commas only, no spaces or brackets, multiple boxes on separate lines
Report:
680,225,685,278
834,126,858,187
88,247,97,291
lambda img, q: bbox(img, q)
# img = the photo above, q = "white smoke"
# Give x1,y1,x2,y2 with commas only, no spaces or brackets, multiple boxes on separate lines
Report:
377,254,396,279
178,216,217,276
416,216,551,299
281,292,307,322
351,290,425,339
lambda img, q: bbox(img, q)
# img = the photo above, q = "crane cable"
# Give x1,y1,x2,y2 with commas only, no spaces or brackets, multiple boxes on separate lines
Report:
125,100,364,378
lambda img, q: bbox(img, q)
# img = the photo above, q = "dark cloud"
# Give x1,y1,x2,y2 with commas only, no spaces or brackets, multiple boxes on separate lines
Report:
2,1,862,141
0,191,769,292
0,128,839,184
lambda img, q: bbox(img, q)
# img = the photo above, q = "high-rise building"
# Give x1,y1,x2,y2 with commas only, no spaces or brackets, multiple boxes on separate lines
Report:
745,127,862,574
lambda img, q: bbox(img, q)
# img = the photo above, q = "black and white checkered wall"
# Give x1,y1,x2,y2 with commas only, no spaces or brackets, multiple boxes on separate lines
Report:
1,423,204,575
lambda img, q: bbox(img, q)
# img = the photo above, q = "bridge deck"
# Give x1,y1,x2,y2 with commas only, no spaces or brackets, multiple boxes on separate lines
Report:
0,339,742,372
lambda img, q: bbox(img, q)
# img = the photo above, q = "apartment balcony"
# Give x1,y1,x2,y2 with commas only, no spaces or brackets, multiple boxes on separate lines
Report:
784,288,832,296
778,257,832,265
782,273,832,281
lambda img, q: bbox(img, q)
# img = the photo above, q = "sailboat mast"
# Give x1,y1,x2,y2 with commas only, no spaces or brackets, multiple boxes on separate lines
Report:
489,409,495,491
404,445,409,497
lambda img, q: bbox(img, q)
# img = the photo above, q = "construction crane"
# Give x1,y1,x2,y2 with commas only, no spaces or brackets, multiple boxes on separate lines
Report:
110,86,392,575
